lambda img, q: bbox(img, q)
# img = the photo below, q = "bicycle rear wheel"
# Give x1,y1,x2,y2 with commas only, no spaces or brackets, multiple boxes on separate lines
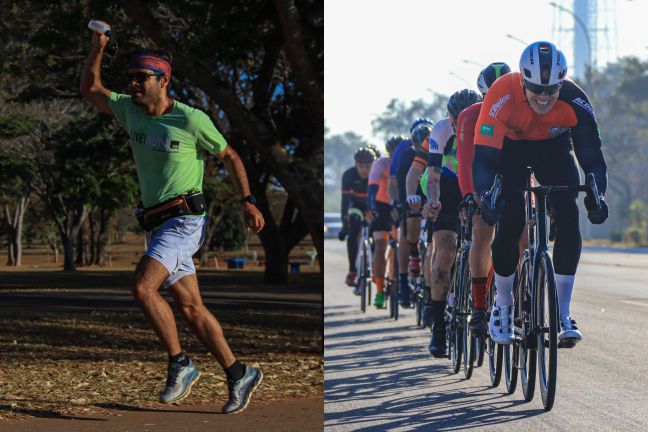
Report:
518,256,536,402
450,258,463,374
391,244,400,321
461,253,475,379
537,252,558,411
505,270,520,394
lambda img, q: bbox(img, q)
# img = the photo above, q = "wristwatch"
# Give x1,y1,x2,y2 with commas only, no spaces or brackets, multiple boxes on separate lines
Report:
241,194,257,205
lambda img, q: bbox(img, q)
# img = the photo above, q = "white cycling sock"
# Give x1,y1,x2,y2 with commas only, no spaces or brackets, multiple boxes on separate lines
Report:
555,273,575,317
494,272,515,307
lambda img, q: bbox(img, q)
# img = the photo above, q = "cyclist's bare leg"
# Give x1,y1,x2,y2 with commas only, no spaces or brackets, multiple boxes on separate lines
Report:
372,233,388,286
430,230,457,301
469,215,495,278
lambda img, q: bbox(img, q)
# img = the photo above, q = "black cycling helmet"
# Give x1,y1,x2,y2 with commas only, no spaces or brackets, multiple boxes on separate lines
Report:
366,143,381,159
477,62,512,96
447,89,482,119
385,135,402,156
354,147,376,163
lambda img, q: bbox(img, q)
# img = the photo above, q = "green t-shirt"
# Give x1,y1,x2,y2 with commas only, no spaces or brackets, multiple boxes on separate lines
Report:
108,92,228,208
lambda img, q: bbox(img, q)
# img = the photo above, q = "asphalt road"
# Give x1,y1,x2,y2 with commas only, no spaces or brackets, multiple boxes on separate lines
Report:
324,240,648,431
0,271,322,312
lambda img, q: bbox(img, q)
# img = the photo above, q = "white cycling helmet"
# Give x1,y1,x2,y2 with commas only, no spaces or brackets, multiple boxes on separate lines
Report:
519,41,567,86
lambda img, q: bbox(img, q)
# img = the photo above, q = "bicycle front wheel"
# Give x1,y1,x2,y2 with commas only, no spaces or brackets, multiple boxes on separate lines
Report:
487,276,503,387
358,240,368,313
518,256,536,402
537,252,558,411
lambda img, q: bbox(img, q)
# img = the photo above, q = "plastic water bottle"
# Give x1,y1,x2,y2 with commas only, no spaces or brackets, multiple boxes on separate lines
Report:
88,20,112,38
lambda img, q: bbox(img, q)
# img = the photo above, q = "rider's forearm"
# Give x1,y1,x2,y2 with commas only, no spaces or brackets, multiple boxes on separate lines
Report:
574,145,608,195
406,163,423,196
367,184,379,212
340,195,350,226
473,145,501,194
426,167,441,204
388,177,399,203
81,44,105,95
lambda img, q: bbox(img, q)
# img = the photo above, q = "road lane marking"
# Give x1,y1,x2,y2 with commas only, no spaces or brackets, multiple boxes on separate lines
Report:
619,300,648,308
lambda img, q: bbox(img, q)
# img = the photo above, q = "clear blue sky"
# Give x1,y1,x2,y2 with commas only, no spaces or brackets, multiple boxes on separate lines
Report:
325,0,647,144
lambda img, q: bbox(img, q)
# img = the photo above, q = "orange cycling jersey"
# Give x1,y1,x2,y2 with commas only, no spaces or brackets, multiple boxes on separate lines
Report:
475,72,591,148
368,157,391,205
413,139,429,167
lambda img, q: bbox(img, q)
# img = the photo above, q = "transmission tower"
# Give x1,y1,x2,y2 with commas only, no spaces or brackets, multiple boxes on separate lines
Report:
551,0,619,80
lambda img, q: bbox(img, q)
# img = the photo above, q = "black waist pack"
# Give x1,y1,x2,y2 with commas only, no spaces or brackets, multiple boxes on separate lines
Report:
136,191,206,232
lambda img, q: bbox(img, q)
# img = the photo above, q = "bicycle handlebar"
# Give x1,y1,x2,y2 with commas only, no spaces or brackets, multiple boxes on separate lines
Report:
488,172,601,210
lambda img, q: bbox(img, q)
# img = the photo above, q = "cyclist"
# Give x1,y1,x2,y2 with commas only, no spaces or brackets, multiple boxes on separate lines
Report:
387,134,417,307
368,138,400,307
339,148,376,289
416,89,482,357
388,122,433,307
473,41,608,345
455,62,512,336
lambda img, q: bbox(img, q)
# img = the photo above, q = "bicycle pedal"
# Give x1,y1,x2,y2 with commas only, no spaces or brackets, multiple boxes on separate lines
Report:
558,339,578,349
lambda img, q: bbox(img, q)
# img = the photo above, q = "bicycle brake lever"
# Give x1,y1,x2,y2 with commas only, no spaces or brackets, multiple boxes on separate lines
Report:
585,173,601,208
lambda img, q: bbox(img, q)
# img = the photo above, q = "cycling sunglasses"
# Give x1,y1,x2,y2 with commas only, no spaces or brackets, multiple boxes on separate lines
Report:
524,80,562,96
127,72,163,84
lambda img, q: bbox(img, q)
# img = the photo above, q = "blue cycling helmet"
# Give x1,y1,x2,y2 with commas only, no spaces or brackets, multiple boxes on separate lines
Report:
410,118,434,148
477,62,512,95
409,117,434,135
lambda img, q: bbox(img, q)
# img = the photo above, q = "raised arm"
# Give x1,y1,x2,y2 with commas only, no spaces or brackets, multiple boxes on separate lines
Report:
80,26,113,115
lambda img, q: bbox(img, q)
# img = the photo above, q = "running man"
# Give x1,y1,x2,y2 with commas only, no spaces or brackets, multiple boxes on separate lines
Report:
473,41,608,345
81,25,264,414
338,148,376,289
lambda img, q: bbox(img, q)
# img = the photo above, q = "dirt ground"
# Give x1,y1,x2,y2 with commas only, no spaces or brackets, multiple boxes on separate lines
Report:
0,238,323,427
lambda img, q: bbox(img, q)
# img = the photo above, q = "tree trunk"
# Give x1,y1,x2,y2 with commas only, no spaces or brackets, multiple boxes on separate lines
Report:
95,208,111,266
3,196,29,266
62,234,75,271
88,209,97,265
259,230,288,284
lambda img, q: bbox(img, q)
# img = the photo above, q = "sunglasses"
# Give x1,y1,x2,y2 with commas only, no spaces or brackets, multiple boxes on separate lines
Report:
127,72,163,84
524,80,562,96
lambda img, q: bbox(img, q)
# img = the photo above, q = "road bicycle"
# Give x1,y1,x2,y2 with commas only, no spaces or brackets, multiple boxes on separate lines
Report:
486,266,503,387
354,219,373,313
446,195,479,378
385,223,400,321
413,219,431,327
488,169,601,411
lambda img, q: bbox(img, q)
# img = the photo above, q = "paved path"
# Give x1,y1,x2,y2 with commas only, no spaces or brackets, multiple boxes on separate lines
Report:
325,240,648,431
0,397,323,432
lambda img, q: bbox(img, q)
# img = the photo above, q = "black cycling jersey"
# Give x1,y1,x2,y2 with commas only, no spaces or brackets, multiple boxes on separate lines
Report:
341,166,369,224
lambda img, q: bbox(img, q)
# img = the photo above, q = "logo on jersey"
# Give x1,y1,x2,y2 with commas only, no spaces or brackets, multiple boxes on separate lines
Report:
489,94,510,119
572,97,596,119
429,139,439,151
549,127,568,136
479,123,494,136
